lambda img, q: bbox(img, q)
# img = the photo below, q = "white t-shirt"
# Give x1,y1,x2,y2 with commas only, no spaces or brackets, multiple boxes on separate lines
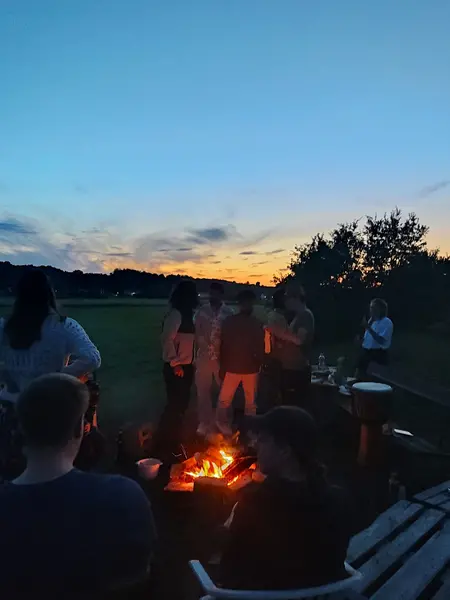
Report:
362,317,393,350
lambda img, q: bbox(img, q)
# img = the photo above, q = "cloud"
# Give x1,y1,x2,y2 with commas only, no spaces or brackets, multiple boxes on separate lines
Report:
0,212,277,283
419,180,450,198
186,226,236,245
265,248,285,255
0,218,37,235
252,261,269,266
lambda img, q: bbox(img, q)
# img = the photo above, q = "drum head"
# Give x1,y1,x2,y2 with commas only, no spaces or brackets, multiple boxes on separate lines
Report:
352,381,392,394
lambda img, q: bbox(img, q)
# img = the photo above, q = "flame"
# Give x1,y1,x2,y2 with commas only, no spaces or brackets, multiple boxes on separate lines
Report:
185,449,235,482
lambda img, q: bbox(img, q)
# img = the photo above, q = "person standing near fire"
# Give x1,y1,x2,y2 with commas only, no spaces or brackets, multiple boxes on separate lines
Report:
151,280,198,460
216,290,265,436
194,282,234,437
279,283,315,407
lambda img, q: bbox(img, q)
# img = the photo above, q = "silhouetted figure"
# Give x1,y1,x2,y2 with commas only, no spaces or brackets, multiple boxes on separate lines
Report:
0,374,156,598
355,298,393,379
152,279,198,460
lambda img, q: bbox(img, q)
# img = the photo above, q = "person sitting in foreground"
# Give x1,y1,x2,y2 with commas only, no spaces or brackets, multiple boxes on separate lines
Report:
219,406,352,591
0,373,156,599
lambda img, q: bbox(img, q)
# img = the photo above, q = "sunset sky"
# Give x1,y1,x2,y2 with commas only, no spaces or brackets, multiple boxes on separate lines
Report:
1,1,449,286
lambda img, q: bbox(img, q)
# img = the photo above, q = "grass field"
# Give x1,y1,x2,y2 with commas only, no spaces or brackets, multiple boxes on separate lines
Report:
1,299,449,437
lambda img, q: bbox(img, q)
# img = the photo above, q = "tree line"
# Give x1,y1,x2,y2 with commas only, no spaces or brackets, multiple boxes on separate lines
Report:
278,208,450,342
0,261,266,301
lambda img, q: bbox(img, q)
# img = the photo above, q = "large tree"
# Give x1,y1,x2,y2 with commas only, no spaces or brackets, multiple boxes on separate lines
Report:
281,209,445,337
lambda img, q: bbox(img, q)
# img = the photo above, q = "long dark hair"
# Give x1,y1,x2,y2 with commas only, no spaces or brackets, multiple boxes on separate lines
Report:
169,279,198,318
4,270,58,350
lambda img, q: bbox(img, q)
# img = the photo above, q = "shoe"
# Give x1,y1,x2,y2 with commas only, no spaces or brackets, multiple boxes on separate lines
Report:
216,422,232,437
196,423,209,437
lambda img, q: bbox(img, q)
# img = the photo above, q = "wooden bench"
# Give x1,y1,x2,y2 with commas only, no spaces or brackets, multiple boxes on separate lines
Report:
347,497,450,599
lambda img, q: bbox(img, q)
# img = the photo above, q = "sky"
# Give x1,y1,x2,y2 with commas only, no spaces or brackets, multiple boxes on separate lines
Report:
0,0,449,286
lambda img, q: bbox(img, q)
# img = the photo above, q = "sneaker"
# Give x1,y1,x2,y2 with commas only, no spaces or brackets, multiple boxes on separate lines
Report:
196,423,209,437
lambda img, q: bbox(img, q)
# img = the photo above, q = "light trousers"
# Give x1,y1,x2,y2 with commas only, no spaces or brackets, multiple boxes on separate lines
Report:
216,372,258,428
195,359,221,426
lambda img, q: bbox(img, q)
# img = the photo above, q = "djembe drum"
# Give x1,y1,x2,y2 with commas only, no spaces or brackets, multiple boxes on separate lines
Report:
352,382,393,467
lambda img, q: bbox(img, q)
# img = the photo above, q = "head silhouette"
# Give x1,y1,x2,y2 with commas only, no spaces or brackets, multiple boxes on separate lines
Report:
5,269,57,350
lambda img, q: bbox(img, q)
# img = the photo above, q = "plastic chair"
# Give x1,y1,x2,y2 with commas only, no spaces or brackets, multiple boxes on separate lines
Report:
189,560,363,600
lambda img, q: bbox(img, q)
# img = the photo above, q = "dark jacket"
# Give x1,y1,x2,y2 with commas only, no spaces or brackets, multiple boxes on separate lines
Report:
220,313,265,375
220,477,352,591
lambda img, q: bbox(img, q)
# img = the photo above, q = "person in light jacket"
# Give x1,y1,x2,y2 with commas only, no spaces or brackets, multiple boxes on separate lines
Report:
151,279,198,460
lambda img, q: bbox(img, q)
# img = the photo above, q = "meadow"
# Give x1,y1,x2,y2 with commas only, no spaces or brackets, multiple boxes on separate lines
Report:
1,299,449,438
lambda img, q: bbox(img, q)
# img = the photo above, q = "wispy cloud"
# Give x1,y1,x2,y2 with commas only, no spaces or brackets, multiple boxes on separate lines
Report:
419,180,450,198
265,248,285,255
0,212,281,283
186,226,237,245
0,218,37,235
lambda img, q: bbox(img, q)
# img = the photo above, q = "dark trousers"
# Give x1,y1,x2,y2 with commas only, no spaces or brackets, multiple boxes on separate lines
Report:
356,348,389,376
280,366,311,409
151,363,194,460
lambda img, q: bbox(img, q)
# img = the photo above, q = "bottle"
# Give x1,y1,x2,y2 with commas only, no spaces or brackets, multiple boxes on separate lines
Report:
318,353,326,371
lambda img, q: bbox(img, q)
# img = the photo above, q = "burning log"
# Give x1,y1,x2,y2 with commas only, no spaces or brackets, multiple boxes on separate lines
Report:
222,456,256,481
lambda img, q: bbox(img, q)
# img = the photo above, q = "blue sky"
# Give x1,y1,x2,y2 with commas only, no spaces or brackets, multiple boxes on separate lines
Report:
1,0,449,284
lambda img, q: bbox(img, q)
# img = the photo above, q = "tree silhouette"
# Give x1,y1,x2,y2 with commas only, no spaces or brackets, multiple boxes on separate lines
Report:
280,209,448,340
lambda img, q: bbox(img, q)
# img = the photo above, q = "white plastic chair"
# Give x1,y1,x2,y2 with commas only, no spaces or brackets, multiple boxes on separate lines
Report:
189,560,363,600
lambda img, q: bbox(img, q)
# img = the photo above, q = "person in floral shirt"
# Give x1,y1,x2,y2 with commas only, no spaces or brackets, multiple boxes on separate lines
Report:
194,283,233,436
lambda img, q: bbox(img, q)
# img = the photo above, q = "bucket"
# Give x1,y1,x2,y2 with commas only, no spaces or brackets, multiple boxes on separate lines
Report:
136,458,162,480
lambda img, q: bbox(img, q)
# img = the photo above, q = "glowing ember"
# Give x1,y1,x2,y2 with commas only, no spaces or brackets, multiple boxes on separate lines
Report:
165,440,257,492
185,450,235,480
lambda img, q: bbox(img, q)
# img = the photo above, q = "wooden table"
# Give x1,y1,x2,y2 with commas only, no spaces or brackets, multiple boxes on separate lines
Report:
347,496,450,599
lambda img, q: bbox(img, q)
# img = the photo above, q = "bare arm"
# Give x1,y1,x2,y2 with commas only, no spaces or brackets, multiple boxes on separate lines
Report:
267,312,304,345
62,318,101,378
161,310,182,366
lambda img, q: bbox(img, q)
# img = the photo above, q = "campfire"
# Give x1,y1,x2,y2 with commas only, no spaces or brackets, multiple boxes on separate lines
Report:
165,435,258,492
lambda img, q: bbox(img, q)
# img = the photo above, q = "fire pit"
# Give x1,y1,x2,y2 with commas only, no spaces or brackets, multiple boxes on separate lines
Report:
165,434,257,493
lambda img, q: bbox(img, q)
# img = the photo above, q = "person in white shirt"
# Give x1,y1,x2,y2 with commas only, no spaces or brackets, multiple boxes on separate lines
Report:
355,298,393,378
194,282,233,437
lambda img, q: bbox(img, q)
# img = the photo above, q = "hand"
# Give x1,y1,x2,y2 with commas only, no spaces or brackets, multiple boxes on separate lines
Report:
173,365,184,378
361,316,369,329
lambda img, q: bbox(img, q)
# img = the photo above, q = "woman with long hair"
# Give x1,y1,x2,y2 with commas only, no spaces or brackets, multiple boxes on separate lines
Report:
0,269,101,477
0,269,101,399
151,279,198,460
